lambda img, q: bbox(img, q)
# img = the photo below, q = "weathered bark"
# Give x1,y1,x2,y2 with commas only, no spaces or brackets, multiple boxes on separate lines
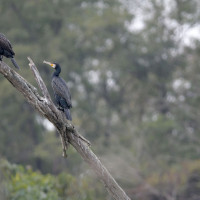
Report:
0,59,131,200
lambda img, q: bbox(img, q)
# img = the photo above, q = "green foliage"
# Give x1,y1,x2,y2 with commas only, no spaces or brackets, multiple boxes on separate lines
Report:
0,159,106,200
1,159,59,200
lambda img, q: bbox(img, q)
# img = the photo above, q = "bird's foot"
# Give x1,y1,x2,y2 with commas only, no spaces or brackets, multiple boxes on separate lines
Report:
57,106,64,112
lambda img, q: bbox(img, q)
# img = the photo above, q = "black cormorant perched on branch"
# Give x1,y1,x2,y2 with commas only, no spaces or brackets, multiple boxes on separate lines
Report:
43,60,72,121
0,33,20,69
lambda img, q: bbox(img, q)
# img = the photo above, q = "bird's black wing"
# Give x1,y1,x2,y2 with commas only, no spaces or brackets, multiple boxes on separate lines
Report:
0,33,15,55
52,76,72,107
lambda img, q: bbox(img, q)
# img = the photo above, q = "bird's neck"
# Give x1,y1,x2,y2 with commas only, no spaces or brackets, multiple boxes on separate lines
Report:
53,67,61,77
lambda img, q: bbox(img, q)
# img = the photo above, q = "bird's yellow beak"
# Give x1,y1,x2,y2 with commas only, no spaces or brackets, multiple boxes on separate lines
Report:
43,60,56,68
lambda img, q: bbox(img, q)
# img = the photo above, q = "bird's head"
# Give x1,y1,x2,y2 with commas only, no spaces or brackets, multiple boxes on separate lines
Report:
43,60,61,76
43,60,61,69
43,60,56,68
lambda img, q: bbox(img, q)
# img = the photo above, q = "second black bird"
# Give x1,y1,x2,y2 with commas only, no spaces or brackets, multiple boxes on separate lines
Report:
0,33,20,69
44,61,72,121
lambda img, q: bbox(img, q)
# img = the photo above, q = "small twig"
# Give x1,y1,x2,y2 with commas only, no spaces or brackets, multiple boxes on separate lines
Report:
65,123,91,146
57,129,67,157
73,129,91,146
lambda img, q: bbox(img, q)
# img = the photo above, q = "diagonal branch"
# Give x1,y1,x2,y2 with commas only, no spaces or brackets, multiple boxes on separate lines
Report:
0,60,131,200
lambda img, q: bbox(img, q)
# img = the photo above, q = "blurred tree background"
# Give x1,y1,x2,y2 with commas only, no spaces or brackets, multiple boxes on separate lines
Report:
0,0,200,199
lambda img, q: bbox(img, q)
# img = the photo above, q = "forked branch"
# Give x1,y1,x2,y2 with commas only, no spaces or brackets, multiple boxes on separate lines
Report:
0,59,131,200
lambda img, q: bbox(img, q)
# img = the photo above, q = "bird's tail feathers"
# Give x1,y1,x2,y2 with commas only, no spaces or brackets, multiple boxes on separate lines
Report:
11,58,20,69
64,108,72,121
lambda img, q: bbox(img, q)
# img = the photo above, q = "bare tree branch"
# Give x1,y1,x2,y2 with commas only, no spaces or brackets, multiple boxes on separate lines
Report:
0,59,131,200
28,57,51,100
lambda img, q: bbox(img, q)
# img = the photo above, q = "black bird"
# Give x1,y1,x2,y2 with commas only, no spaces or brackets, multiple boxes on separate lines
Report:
0,33,20,69
44,60,72,121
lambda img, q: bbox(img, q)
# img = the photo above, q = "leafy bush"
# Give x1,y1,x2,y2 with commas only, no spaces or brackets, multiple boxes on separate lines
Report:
0,159,106,200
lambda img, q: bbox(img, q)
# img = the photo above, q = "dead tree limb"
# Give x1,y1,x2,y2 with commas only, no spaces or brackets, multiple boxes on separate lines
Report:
0,59,131,200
